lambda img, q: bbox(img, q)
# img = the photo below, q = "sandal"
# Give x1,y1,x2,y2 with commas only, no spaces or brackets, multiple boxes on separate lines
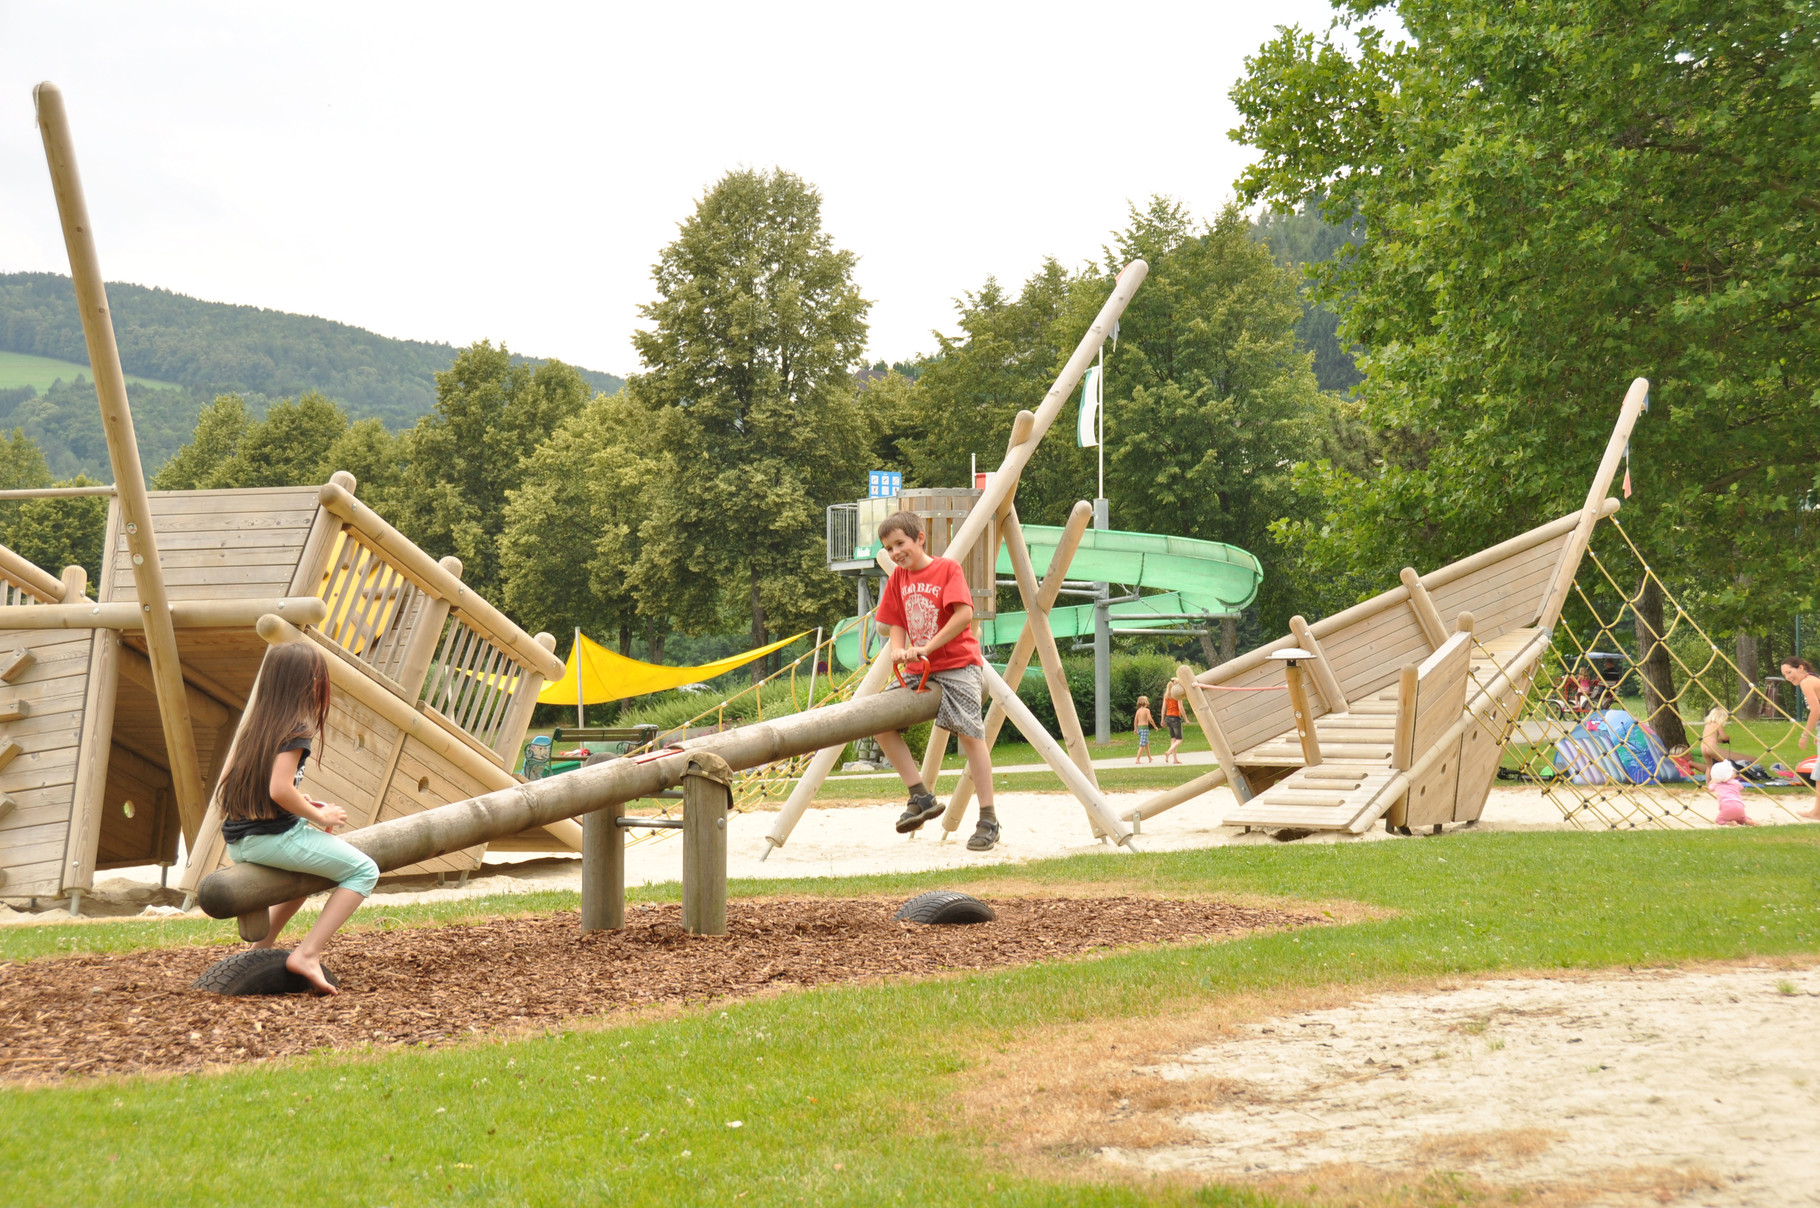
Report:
895,792,943,834
966,818,1000,851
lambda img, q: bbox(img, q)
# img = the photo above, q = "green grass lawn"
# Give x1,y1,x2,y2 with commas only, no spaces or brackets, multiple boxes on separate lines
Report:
3,827,1816,1205
0,349,179,392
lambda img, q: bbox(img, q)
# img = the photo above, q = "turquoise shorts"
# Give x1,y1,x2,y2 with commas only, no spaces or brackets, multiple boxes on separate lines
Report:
226,820,379,896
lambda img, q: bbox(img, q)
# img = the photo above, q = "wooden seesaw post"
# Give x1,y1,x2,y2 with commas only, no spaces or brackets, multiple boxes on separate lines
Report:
580,753,732,937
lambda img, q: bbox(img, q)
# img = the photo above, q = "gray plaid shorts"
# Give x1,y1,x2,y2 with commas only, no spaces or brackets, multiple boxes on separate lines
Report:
884,662,985,739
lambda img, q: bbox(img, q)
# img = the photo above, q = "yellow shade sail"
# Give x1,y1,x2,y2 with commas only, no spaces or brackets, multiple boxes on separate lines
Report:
537,629,810,706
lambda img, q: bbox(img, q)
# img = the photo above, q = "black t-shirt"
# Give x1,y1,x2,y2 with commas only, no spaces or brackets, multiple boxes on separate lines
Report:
221,736,312,843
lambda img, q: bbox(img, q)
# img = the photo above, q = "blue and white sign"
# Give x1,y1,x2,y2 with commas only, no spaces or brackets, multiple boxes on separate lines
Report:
868,470,902,498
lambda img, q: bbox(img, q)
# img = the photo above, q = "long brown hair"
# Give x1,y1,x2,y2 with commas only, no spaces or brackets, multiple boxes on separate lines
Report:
218,642,332,821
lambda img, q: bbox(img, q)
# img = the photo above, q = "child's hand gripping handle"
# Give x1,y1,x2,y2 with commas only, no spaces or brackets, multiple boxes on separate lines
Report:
894,658,934,693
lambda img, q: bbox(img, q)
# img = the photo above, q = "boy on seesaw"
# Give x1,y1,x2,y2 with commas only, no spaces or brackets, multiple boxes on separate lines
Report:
870,510,1000,852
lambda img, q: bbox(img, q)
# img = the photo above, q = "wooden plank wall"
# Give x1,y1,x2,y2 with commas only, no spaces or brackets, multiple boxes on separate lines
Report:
103,487,319,605
0,630,99,897
1429,532,1571,642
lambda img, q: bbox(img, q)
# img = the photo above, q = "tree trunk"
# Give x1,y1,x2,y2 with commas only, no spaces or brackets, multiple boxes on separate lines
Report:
1633,577,1687,748
646,619,666,668
749,564,768,686
1221,615,1238,664
1197,629,1220,668
1735,632,1760,719
618,621,633,657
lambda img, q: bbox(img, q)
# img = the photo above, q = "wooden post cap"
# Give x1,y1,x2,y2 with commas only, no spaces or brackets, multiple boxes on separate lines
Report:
684,752,734,786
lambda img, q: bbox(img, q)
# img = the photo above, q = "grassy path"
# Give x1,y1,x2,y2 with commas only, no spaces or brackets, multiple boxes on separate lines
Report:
2,827,1816,1205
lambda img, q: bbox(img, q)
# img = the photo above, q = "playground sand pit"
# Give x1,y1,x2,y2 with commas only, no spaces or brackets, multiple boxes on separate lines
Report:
0,894,1320,1083
982,965,1820,1207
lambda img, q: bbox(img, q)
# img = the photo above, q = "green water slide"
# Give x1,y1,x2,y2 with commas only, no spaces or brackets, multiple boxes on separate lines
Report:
832,526,1261,669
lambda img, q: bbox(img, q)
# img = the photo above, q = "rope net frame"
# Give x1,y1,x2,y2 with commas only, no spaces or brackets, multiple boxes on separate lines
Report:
1498,515,1815,829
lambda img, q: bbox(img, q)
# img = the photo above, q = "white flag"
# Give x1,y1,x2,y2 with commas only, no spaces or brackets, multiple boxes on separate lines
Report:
1077,365,1101,448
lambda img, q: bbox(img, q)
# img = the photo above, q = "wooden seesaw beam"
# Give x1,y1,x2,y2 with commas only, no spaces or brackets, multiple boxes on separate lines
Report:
195,664,947,921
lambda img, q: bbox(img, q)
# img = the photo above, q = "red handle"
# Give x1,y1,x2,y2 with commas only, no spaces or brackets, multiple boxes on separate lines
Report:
894,659,933,693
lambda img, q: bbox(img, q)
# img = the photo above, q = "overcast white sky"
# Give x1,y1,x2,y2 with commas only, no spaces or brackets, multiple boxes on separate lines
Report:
0,1,1350,380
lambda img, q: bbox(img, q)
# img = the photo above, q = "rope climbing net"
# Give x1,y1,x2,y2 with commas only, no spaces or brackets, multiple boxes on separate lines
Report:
1503,516,1815,829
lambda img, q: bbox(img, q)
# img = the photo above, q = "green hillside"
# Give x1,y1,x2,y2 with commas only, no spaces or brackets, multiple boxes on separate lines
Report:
0,349,178,393
0,273,624,479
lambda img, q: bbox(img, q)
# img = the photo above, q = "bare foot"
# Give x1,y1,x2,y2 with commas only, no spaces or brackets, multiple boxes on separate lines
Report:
1797,809,1820,820
285,950,338,996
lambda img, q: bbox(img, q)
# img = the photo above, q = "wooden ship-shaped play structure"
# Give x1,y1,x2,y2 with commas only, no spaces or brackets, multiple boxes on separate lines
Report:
0,86,571,910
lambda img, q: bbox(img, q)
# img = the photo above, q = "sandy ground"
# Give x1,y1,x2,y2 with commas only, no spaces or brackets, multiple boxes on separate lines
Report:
1099,966,1820,1206
0,784,1596,923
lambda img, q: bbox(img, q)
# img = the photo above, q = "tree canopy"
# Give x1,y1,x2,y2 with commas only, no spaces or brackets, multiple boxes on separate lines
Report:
625,168,871,673
1232,0,1820,630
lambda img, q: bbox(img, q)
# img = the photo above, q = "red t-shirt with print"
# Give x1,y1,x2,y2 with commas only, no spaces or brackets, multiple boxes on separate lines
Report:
876,555,983,673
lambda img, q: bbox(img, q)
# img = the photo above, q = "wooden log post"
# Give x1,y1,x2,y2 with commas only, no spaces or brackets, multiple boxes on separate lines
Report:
681,754,733,936
1399,568,1450,650
36,82,210,844
1289,616,1349,714
1536,378,1651,631
978,664,1134,845
763,262,1148,854
1002,506,1099,787
288,472,356,597
1275,653,1324,767
916,409,1043,789
580,806,626,932
58,565,86,603
396,556,462,700
0,544,63,602
493,632,557,764
1173,665,1253,802
941,500,1095,834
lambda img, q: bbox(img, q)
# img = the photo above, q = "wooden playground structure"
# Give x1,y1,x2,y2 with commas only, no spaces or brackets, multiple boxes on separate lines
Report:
3,82,1655,946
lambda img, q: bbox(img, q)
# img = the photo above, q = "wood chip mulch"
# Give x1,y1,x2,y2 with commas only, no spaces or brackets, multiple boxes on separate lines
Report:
0,896,1318,1084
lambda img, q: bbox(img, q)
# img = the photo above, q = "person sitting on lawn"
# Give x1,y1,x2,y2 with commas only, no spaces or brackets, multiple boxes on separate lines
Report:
1133,695,1155,764
1701,706,1758,769
868,510,1000,852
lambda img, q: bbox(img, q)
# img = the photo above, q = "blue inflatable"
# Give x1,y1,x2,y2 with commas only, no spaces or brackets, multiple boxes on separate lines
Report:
1553,708,1683,785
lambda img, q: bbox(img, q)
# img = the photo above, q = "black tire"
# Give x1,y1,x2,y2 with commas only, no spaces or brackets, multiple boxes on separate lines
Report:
894,890,997,925
193,948,340,996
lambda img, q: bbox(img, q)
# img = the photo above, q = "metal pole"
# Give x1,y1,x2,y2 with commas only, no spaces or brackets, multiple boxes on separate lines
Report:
1093,497,1110,745
575,626,585,729
1096,344,1104,502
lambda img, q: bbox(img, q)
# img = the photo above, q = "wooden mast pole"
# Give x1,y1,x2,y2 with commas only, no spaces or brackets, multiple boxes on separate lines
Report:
34,82,209,842
1535,377,1650,632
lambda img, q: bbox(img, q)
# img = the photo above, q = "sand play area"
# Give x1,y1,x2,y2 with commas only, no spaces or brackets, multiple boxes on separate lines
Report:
1089,965,1820,1206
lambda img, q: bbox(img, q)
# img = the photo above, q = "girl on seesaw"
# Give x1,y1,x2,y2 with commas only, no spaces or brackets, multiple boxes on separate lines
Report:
217,641,377,995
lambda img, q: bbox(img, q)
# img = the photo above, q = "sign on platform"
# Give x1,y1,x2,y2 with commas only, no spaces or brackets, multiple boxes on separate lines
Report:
868,470,902,498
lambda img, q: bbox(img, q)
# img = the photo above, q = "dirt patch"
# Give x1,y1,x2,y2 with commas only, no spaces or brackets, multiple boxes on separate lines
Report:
0,895,1318,1084
967,965,1820,1207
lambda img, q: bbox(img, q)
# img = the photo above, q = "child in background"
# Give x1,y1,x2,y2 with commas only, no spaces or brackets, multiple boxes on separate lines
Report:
1708,760,1758,826
1161,682,1186,764
869,511,1001,852
1133,696,1154,763
217,642,378,994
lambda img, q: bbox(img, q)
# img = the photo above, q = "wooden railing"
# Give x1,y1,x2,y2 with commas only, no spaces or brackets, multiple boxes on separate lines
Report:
305,480,563,762
0,544,68,606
